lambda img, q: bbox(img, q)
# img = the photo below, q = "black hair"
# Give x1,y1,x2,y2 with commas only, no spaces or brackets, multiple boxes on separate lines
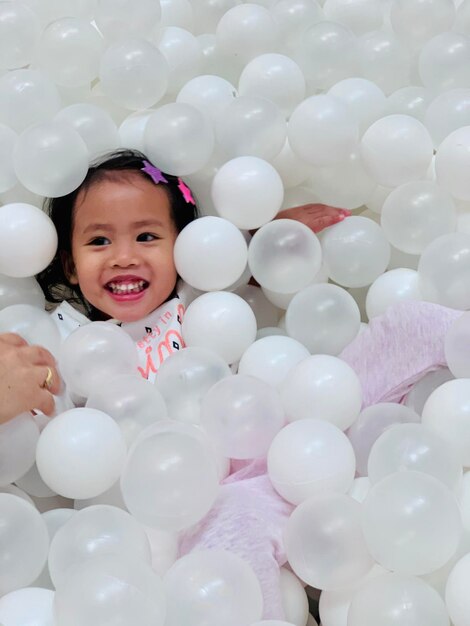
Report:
36,148,199,316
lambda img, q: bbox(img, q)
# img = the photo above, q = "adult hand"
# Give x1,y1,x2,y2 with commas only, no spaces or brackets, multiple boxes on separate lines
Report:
0,333,61,424
275,203,351,233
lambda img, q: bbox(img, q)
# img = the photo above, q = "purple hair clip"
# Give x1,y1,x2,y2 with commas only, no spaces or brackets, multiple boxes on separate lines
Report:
141,159,196,206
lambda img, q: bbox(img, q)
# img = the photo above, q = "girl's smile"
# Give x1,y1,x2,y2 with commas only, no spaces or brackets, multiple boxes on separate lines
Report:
67,174,179,323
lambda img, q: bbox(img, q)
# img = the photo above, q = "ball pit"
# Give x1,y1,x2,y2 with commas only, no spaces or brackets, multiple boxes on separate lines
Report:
2,2,470,625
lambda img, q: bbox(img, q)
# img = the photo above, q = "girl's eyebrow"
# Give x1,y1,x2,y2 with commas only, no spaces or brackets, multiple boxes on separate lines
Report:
82,219,165,234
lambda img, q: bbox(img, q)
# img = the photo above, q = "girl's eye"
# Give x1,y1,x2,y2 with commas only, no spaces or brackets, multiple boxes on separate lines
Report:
88,236,110,246
137,232,158,242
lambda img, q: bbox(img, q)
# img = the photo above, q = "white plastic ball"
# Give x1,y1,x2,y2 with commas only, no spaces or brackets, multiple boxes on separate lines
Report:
435,126,470,201
279,567,310,626
55,103,120,160
267,418,356,504
0,123,18,192
182,291,257,364
0,587,54,626
279,354,362,429
445,312,470,378
164,550,263,626
0,414,39,487
418,233,470,309
157,27,203,95
160,0,194,29
271,0,323,43
445,552,470,626
36,408,127,500
424,89,470,148
419,32,470,91
323,0,384,35
357,31,412,95
321,216,391,288
0,1,40,70
360,114,433,187
212,156,284,230
174,216,247,291
288,94,359,166
365,268,422,319
405,368,454,416
0,494,49,595
13,121,88,197
59,322,139,399
99,38,169,110
0,304,61,356
145,102,214,176
0,203,57,277
284,493,374,590
118,110,152,153
361,471,462,575
328,77,386,135
390,0,455,48
121,421,219,530
235,283,281,328
387,85,434,122
285,283,361,354
0,274,45,310
176,74,237,123
0,69,61,133
248,219,322,293
270,140,310,190
95,0,162,42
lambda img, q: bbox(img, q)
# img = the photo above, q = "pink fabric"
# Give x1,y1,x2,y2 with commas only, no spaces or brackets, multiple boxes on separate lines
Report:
179,300,462,619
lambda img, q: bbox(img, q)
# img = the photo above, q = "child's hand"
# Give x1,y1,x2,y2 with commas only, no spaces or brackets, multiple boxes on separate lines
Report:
0,333,61,424
276,204,352,233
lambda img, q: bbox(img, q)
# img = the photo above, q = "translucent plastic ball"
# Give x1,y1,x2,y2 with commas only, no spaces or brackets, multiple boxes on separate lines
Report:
157,27,203,95
182,291,257,364
446,552,470,626
0,304,61,356
323,0,384,35
59,322,139,399
361,471,462,575
422,379,470,467
279,354,362,430
145,102,214,175
418,233,470,309
360,114,433,187
238,53,305,118
0,203,57,277
0,414,39,487
285,283,361,355
0,274,45,310
211,156,283,230
36,408,127,500
99,38,169,111
267,418,356,504
348,573,450,626
200,374,285,459
387,85,434,122
279,567,310,626
285,493,374,590
95,0,162,42
235,284,281,328
0,1,40,70
215,95,286,161
445,312,470,378
48,504,151,587
176,74,237,123
288,94,359,166
55,103,120,160
54,553,166,626
0,494,49,595
0,69,61,133
37,17,104,88
357,31,412,95
368,423,462,491
237,335,309,388
270,140,311,190
321,216,391,288
435,126,470,201
20,0,97,24
121,421,219,530
174,216,247,291
391,0,455,48
347,403,421,477
86,374,167,447
215,4,279,65
160,0,194,30
0,587,54,626
405,368,454,416
13,120,88,197
248,219,322,293
381,181,457,255
365,268,422,319
153,346,231,423
118,110,152,153
0,123,18,193
16,463,56,498
328,78,386,135
419,32,470,92
270,0,323,43
308,150,377,210
424,89,470,148
295,21,359,91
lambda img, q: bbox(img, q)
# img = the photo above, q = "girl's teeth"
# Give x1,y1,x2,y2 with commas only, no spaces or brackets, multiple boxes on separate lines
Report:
108,280,145,294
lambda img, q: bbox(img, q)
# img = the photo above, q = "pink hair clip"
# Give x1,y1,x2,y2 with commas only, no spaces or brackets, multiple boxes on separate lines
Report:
178,178,196,205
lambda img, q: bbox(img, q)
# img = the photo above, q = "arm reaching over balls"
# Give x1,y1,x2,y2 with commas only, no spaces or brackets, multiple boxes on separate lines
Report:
179,459,294,621
275,204,351,233
0,333,61,423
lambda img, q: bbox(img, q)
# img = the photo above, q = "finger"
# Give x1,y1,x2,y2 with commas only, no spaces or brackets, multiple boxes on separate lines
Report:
305,206,351,218
309,214,346,233
26,345,57,367
37,364,62,396
33,390,56,417
0,333,28,348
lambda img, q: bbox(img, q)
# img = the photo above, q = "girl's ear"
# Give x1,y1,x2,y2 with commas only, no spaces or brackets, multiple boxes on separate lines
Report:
61,251,78,285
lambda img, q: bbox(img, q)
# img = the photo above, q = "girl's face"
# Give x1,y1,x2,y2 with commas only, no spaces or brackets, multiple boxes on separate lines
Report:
68,175,178,323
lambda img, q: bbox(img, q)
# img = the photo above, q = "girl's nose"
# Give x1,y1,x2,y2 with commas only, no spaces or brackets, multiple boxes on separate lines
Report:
110,242,139,268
